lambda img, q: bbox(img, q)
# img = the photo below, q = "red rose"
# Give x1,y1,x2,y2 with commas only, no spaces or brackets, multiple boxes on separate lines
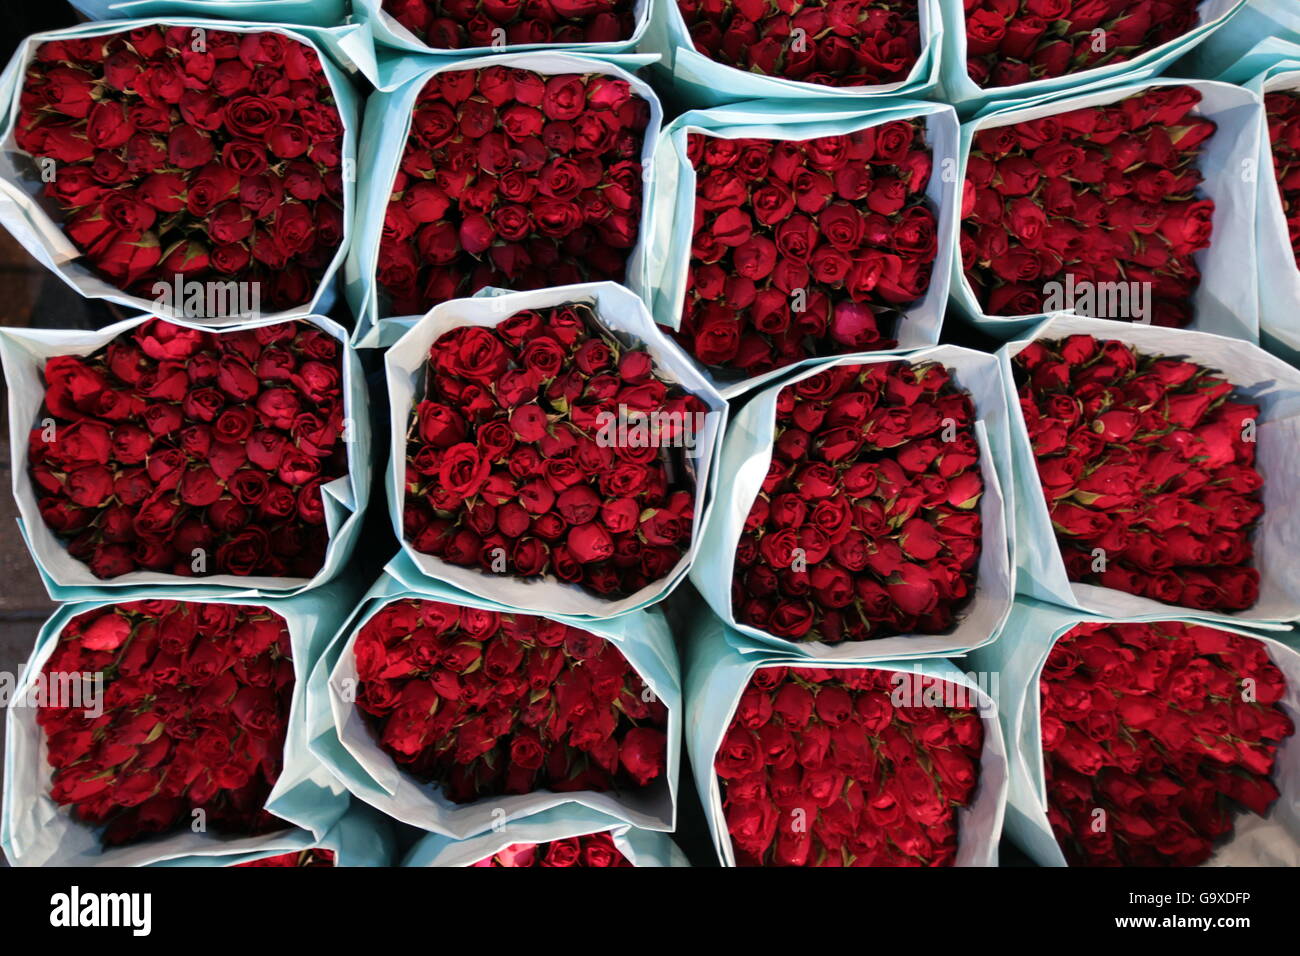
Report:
964,87,1215,326
733,358,982,646
619,727,666,786
1042,621,1293,865
30,319,347,581
351,598,665,803
716,666,983,866
405,303,707,599
17,27,344,312
374,67,646,314
38,601,294,847
678,124,922,376
1018,335,1261,613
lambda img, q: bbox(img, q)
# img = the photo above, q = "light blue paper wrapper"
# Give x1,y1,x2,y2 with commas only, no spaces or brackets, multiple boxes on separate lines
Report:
355,0,651,56
951,77,1263,343
1181,0,1300,79
969,596,1300,866
638,0,941,107
939,0,1244,116
999,313,1300,628
1,579,362,867
635,99,960,399
1205,39,1300,364
683,609,1008,865
690,346,1015,662
344,51,660,347
402,804,690,865
151,802,397,866
305,554,683,839
0,313,371,602
67,0,352,27
382,282,726,619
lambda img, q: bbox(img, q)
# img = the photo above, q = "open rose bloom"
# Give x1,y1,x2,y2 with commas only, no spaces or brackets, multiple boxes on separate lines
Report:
691,346,1013,661
358,0,651,54
638,101,958,398
0,314,369,601
642,0,941,106
685,617,1008,866
310,568,681,838
951,78,1262,342
0,19,359,322
403,804,689,865
1,589,353,867
346,54,660,346
938,0,1244,113
1002,313,1300,625
384,283,724,619
971,598,1300,866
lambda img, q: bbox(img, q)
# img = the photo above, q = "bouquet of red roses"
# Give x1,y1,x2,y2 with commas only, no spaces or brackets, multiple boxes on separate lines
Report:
34,601,295,849
350,598,670,803
396,289,721,609
689,345,1010,660
674,0,923,88
712,665,991,866
1040,621,1295,866
962,84,1217,328
235,848,336,866
18,317,357,585
674,117,943,382
381,0,640,49
963,0,1204,90
373,64,652,320
732,359,985,643
1014,333,1262,612
470,832,633,866
1266,89,1300,269
9,24,349,317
